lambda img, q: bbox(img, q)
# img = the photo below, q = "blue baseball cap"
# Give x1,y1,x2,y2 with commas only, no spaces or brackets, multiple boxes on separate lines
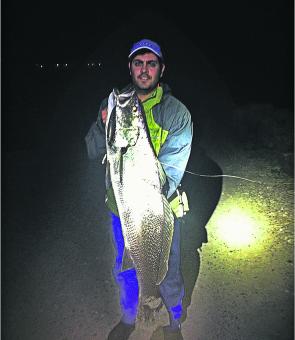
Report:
128,39,163,60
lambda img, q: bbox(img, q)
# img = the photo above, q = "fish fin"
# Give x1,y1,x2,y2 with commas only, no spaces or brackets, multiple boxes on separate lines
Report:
119,147,128,184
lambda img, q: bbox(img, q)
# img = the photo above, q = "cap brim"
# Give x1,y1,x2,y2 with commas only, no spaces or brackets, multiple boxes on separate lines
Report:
128,46,162,59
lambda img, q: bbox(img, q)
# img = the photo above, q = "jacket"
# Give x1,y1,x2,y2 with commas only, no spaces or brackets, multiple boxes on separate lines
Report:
94,83,193,200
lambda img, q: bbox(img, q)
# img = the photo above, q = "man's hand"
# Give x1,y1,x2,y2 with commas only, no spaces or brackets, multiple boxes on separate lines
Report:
101,108,108,124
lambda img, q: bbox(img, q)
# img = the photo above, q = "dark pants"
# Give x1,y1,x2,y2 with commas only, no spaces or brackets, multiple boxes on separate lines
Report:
110,213,184,325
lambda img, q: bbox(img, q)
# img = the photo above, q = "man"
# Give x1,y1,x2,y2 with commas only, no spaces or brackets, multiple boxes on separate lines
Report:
86,39,193,340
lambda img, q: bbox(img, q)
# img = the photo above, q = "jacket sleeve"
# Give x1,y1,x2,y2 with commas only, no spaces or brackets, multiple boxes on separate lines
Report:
85,97,108,159
157,105,193,199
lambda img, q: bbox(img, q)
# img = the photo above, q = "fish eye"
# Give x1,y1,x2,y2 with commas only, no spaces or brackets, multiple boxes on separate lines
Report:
132,106,137,112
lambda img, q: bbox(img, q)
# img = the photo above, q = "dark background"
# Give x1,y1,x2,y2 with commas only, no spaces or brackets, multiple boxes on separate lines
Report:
2,1,293,153
3,1,293,104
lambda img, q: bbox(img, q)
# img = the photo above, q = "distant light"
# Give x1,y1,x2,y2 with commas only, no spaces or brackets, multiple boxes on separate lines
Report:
56,63,59,67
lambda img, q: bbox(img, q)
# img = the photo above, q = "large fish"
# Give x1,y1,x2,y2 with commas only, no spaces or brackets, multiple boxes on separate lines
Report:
105,88,174,324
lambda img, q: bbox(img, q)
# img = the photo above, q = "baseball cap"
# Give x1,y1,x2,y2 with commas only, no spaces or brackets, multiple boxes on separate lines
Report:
128,39,163,60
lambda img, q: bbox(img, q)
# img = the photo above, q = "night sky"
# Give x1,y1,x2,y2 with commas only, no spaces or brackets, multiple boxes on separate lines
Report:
3,1,293,107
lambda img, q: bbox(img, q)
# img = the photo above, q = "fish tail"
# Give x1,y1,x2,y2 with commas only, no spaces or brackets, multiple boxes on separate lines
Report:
136,296,163,328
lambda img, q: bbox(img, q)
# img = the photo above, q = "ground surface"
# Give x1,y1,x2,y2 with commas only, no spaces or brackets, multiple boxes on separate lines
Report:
2,69,294,340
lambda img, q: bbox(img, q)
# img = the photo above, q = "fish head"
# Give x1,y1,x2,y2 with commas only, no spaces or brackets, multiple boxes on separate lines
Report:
107,89,141,148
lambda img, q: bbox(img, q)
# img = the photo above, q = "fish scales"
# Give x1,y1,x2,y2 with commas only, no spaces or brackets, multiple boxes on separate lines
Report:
105,88,174,324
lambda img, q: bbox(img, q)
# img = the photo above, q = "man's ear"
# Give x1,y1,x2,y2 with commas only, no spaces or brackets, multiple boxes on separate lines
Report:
128,62,131,75
160,64,165,78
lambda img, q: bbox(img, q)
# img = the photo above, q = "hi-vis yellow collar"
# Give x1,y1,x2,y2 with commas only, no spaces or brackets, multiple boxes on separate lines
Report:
142,86,163,112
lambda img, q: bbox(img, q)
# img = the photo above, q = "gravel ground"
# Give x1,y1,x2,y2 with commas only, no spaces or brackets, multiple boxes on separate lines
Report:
2,133,293,340
2,67,293,340
181,146,294,340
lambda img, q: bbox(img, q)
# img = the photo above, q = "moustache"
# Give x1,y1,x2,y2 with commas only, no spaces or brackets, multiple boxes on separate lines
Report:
139,73,151,79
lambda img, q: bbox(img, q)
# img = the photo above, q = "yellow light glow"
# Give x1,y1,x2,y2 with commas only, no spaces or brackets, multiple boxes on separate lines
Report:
209,195,270,252
217,207,257,247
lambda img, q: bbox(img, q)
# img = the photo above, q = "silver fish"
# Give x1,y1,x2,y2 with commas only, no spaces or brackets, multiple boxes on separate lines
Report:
105,88,174,324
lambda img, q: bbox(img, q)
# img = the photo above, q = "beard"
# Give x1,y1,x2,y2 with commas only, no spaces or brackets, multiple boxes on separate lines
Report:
131,72,161,95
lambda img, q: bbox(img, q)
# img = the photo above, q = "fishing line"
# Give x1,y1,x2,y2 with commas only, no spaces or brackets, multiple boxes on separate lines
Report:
102,156,262,184
160,162,262,184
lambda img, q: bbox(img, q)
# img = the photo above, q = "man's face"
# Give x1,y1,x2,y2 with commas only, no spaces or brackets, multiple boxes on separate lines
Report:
129,52,164,95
